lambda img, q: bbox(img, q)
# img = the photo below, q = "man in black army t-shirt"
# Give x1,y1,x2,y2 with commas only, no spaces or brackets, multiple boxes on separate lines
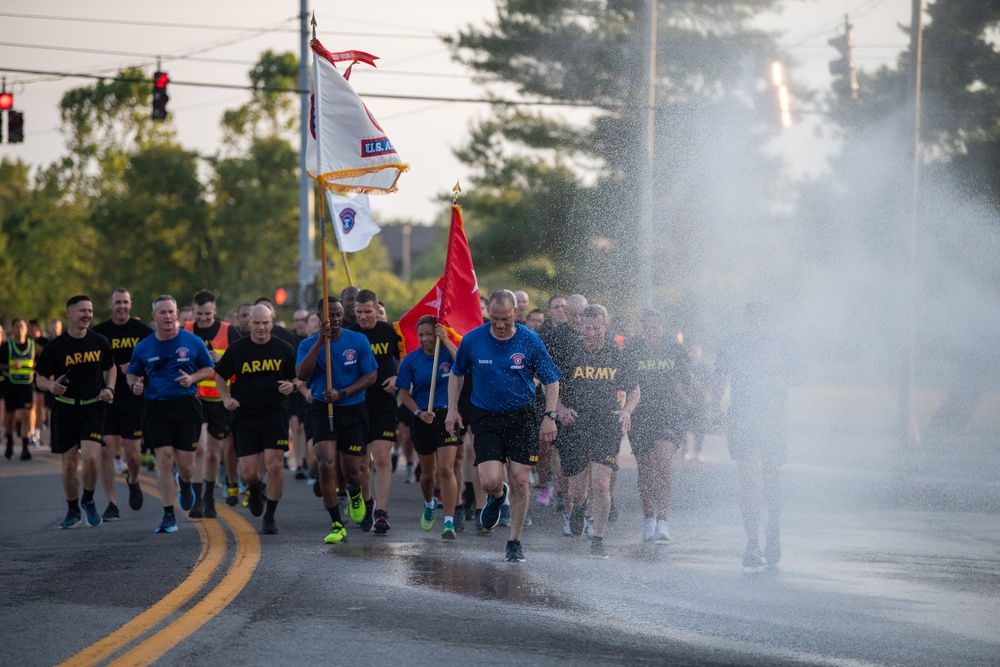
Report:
213,304,298,535
92,287,154,520
35,295,116,530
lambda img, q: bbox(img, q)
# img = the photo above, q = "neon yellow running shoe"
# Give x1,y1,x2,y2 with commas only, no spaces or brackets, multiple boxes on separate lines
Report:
348,490,365,524
324,521,347,544
420,504,435,531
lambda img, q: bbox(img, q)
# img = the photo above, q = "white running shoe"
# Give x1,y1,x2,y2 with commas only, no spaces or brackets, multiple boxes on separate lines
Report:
584,515,594,538
643,517,656,542
654,519,671,544
562,513,572,537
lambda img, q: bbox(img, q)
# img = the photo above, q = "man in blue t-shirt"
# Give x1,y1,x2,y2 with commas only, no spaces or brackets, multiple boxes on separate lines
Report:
126,295,216,534
446,290,561,563
296,296,377,545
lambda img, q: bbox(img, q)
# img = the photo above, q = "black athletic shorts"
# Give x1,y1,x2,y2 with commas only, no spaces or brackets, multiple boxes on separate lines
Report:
104,393,143,439
396,402,414,428
411,410,460,456
50,401,106,454
366,394,397,444
4,383,34,412
143,397,202,452
288,390,309,422
200,399,231,439
557,416,621,477
232,413,289,457
310,402,368,457
629,403,684,458
469,404,538,467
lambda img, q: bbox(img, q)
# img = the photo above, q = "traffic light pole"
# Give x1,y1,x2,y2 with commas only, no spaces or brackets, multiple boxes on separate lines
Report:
297,0,317,310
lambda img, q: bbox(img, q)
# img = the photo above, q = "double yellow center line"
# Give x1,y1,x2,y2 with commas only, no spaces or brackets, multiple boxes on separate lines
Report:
55,473,261,666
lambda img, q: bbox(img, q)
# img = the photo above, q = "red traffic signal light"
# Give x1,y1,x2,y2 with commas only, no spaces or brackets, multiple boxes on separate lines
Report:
0,93,12,111
274,287,289,306
152,71,169,121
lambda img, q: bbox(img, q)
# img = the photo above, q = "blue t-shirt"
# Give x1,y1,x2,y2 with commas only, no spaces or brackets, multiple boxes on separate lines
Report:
452,323,561,413
127,329,214,401
296,329,378,405
397,347,455,412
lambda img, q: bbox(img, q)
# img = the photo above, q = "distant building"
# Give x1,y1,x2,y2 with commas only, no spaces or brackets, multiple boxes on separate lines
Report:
378,223,440,281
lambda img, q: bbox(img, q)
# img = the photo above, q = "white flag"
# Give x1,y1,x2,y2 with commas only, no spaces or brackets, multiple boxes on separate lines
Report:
326,192,381,252
306,39,407,194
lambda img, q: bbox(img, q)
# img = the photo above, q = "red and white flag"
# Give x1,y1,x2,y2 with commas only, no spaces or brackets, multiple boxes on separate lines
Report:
306,39,407,194
395,206,483,355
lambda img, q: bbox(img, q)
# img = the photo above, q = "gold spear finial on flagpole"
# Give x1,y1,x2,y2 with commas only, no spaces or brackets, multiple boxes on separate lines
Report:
310,11,317,40
452,179,461,205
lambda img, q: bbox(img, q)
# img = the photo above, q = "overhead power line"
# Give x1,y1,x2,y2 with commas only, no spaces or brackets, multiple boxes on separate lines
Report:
0,66,614,110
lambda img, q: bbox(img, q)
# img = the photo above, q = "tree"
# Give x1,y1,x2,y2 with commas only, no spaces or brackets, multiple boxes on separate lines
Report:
448,0,789,311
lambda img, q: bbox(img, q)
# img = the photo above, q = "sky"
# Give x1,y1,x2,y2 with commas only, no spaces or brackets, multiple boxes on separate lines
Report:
0,0,914,224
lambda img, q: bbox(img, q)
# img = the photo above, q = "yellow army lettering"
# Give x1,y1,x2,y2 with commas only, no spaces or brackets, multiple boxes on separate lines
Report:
604,455,617,465
528,455,539,463
370,341,390,356
277,439,289,446
111,337,141,350
637,358,676,371
240,359,283,373
348,445,362,453
90,433,104,442
65,350,102,366
572,366,619,381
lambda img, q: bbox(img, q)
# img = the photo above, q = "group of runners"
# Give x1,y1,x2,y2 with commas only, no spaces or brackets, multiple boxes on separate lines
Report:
5,285,803,567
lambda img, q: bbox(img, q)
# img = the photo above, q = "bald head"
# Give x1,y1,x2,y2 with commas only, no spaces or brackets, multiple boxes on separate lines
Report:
566,294,588,332
249,304,274,344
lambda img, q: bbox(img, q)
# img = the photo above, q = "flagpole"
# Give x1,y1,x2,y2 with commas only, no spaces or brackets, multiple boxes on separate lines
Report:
312,13,335,431
425,180,462,411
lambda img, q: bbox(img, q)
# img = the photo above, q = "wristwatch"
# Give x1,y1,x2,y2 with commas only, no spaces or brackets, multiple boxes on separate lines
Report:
413,408,421,416
544,411,558,420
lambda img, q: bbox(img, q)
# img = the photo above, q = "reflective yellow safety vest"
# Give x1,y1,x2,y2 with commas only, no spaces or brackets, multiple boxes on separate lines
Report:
7,339,35,384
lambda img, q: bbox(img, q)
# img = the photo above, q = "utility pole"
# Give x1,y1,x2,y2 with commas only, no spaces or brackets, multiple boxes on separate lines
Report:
639,0,657,308
297,0,317,309
902,0,925,447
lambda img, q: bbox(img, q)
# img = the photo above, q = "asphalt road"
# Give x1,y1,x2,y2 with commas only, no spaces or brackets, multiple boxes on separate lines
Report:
2,429,998,667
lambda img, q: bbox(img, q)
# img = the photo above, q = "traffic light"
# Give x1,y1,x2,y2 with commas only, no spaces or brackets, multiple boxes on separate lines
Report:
152,71,169,120
0,92,12,111
829,17,858,100
274,286,290,307
7,110,24,144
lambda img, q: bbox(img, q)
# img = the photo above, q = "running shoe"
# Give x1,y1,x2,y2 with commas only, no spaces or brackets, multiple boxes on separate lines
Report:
453,509,465,533
562,513,572,537
528,469,539,487
113,457,126,476
642,516,656,542
442,519,456,540
590,537,610,559
523,513,533,527
311,472,322,497
294,467,308,480
155,513,178,534
765,524,781,565
654,519,671,544
743,542,766,568
360,505,374,532
373,509,391,534
391,447,400,473
475,509,490,535
324,521,347,544
348,492,365,524
261,516,279,535
420,504,435,531
225,483,239,506
569,506,585,537
142,452,156,471
202,494,217,518
480,483,508,530
188,499,204,518
499,503,511,527
60,509,82,529
176,475,195,511
584,515,594,539
4,441,13,460
537,487,550,507
248,482,264,517
128,482,144,511
504,539,525,563
555,493,566,512
19,447,31,461
82,500,102,527
102,503,120,522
